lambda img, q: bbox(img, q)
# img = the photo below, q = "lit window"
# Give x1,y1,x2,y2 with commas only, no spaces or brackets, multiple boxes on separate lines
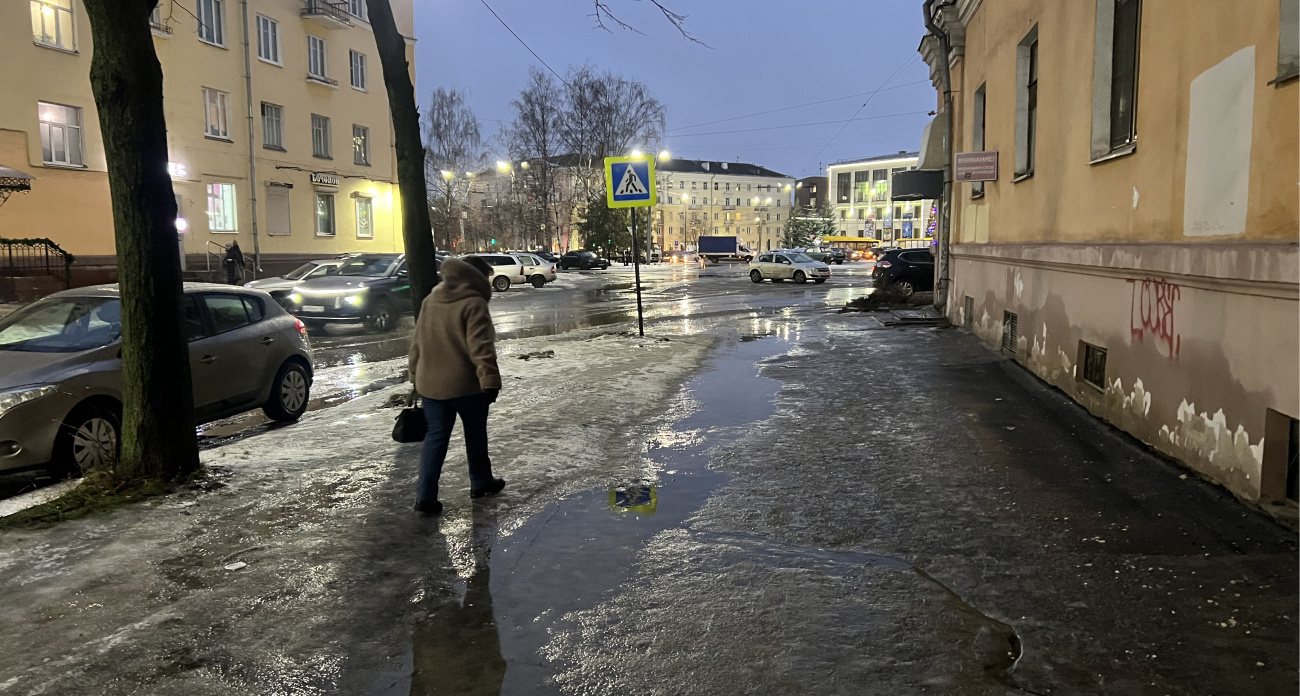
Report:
197,0,225,46
349,50,367,90
31,0,75,51
311,114,331,158
206,182,237,232
355,197,374,238
352,124,369,165
316,193,336,236
203,87,231,139
256,15,279,64
37,101,83,166
308,35,328,80
262,103,283,149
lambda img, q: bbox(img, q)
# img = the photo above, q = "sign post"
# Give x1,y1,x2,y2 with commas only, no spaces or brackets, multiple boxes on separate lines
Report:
604,156,657,336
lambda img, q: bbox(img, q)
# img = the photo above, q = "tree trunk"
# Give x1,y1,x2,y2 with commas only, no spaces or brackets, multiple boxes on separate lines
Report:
367,0,438,307
80,0,199,481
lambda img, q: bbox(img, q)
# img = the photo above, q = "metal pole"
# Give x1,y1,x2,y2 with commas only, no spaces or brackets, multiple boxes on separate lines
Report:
630,210,645,336
240,0,261,277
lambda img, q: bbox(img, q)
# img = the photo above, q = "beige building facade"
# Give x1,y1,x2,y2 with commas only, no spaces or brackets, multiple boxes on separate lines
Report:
652,159,794,254
0,0,414,279
922,0,1299,509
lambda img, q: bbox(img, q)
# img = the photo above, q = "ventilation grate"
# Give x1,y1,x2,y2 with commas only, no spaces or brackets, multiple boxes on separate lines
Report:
1001,311,1018,355
1082,342,1107,387
963,296,974,328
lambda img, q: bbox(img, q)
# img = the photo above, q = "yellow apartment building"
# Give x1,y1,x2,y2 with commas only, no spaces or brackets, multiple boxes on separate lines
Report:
0,0,414,282
921,0,1299,510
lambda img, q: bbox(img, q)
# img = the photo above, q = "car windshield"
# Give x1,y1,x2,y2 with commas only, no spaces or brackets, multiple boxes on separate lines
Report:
786,253,815,264
0,297,122,353
284,262,320,280
336,257,395,277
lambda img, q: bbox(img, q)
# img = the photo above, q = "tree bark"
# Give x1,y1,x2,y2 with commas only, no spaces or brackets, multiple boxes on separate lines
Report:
367,0,438,307
80,0,198,480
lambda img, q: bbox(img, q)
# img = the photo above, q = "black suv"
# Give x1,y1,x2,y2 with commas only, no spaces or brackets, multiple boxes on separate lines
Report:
287,253,422,332
871,248,934,297
559,250,610,270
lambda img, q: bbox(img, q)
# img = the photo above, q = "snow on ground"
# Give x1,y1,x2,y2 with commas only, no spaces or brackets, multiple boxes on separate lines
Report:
0,326,716,695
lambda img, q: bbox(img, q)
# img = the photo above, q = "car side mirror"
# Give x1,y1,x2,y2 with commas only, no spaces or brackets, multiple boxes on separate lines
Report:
397,269,408,278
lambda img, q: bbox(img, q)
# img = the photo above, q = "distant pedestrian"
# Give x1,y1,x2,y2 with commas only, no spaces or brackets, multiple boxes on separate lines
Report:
407,256,505,516
222,241,245,285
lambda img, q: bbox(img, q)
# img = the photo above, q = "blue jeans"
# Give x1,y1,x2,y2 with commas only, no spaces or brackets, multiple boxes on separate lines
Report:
416,394,494,507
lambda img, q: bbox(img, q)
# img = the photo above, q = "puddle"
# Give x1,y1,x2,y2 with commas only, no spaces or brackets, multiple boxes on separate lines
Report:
382,336,790,695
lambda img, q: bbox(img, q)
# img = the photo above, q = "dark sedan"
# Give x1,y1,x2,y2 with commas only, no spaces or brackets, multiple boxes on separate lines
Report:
871,248,935,298
559,250,610,270
285,253,419,332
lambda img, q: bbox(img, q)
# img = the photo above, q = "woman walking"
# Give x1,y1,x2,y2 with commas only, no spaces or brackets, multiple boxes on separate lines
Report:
408,256,506,516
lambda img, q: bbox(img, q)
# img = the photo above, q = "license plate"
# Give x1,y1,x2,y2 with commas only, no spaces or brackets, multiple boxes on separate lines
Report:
302,305,325,313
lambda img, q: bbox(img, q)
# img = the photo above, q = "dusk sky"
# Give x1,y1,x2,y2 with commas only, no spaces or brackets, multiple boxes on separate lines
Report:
414,0,937,179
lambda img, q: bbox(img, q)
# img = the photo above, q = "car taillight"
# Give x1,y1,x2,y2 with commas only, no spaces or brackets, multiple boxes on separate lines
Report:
550,265,556,273
293,318,308,336
877,260,892,268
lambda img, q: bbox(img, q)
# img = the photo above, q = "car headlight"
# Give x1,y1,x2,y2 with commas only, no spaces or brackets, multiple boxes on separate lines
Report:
0,385,57,418
288,293,303,304
344,294,364,306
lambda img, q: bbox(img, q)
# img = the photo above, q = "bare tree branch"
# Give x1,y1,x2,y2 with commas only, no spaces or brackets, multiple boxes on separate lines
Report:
590,0,710,47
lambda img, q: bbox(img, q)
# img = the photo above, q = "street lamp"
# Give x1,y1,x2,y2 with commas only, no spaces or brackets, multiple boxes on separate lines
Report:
658,150,671,161
630,149,643,158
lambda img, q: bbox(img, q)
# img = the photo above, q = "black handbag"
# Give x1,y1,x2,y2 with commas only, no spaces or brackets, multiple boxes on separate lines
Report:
392,390,427,443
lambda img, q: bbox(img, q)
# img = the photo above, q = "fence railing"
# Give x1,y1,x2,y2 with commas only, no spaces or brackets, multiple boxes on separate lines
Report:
0,237,74,301
205,241,256,284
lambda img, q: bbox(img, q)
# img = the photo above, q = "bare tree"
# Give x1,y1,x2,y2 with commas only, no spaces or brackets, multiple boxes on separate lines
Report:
366,0,439,305
424,87,483,251
80,0,198,481
503,69,564,250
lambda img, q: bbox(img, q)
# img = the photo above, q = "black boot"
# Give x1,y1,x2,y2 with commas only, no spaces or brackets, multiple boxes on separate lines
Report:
414,500,443,516
470,478,506,499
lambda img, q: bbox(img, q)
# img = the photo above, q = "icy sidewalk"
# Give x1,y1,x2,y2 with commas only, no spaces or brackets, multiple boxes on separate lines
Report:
0,328,714,696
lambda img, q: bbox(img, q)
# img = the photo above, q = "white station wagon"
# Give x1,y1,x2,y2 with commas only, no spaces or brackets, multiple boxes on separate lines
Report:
748,251,831,285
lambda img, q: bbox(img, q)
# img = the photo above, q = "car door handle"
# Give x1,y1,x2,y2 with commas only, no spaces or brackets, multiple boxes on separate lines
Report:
261,336,275,345
200,355,217,365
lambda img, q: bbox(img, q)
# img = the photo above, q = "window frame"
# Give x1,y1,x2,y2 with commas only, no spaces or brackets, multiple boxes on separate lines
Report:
308,35,328,81
1014,25,1040,179
1276,0,1300,85
315,192,336,237
37,101,84,168
203,87,232,140
352,124,370,165
355,196,374,239
31,0,77,52
1107,0,1141,150
261,102,284,150
255,14,280,65
196,0,226,47
206,182,238,233
311,113,332,159
1090,0,1143,161
349,50,367,91
346,0,368,20
972,82,987,198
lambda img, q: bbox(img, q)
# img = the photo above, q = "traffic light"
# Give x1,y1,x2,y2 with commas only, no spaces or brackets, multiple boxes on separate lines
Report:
490,238,496,245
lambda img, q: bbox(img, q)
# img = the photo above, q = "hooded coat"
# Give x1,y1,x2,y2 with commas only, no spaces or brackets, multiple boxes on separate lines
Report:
408,258,502,400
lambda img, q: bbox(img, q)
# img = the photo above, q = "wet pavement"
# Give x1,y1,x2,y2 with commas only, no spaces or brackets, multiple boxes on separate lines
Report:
0,260,1294,695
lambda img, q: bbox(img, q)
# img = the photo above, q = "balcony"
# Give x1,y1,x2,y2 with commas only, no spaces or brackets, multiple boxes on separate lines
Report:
722,205,735,211
306,73,339,87
301,0,352,29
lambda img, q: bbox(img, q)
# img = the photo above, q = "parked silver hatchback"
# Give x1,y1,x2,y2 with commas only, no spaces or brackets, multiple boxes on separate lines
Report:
0,284,314,478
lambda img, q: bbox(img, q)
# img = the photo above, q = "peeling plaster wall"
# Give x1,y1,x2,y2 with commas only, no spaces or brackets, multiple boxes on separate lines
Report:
951,250,1298,501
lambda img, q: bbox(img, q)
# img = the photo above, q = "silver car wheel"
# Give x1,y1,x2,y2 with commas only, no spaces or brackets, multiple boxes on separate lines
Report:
73,417,118,471
280,369,308,413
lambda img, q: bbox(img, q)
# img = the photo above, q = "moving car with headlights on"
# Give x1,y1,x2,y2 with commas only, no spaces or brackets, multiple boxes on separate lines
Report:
286,253,415,332
748,251,831,284
0,284,314,478
559,250,610,270
244,257,349,306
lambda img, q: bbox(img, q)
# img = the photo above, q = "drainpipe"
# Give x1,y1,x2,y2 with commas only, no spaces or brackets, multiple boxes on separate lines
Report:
240,0,261,277
923,0,954,313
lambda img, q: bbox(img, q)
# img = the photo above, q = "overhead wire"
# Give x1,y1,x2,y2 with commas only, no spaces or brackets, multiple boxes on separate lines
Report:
476,0,569,87
814,55,920,160
667,111,931,138
667,79,930,133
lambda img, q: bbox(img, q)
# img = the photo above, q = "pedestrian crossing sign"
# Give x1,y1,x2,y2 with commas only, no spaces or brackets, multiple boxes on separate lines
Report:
604,156,657,208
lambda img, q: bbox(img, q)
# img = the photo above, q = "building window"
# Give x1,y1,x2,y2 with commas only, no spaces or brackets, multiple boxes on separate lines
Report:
203,87,231,139
349,50,367,90
31,0,75,51
308,35,328,80
315,193,336,236
1015,26,1039,177
261,103,283,150
1278,0,1299,84
256,15,279,64
197,0,225,46
311,114,331,158
872,169,889,201
852,171,869,202
352,124,369,165
972,82,987,198
347,0,367,20
37,102,83,167
206,182,237,232
836,172,851,203
355,196,374,238
1090,2,1143,159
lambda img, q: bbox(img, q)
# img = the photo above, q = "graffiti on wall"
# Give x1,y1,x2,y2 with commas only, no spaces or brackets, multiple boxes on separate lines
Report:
1129,278,1181,357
